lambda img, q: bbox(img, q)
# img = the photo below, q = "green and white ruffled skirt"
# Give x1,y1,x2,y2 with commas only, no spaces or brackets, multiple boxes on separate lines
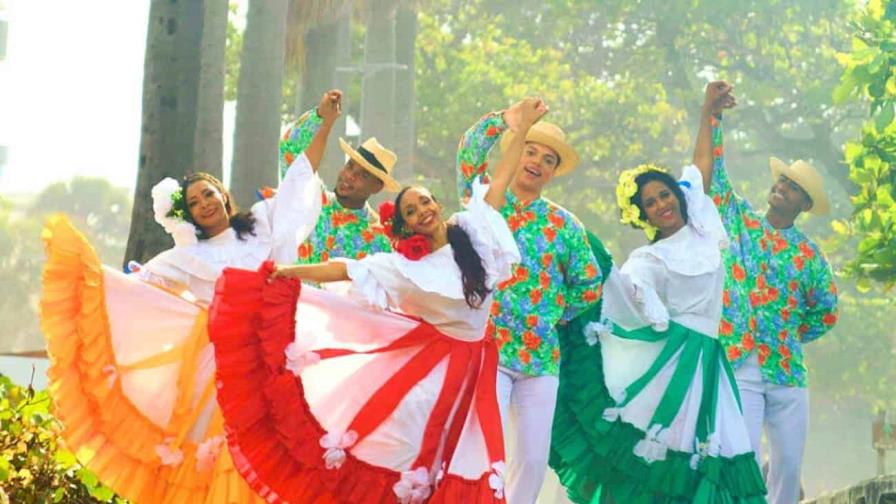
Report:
550,311,767,503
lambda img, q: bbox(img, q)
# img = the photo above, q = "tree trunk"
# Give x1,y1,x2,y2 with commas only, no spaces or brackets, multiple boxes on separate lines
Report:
193,0,228,179
298,14,351,185
125,0,205,267
230,0,289,209
360,1,397,178
393,6,416,179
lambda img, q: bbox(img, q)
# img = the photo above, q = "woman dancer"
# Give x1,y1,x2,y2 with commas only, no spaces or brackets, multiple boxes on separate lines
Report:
549,164,766,502
40,129,325,503
206,100,551,503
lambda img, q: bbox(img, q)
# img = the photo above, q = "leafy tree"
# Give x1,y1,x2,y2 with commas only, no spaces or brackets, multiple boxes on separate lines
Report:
832,0,896,287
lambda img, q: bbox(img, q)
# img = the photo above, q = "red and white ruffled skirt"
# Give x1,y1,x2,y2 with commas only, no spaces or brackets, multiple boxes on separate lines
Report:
209,262,507,503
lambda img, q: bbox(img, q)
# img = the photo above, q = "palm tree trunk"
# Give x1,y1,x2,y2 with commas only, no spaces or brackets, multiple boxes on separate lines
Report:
360,0,397,175
298,14,351,184
393,6,416,179
193,0,229,179
230,0,289,209
124,0,205,266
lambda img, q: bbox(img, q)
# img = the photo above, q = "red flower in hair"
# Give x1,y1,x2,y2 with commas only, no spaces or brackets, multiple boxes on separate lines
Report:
396,234,432,261
378,201,396,238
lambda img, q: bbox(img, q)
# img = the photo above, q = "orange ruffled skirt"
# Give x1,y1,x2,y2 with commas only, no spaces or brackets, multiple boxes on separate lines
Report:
39,215,264,503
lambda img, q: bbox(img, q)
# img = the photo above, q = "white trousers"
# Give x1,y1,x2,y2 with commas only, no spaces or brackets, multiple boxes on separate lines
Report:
734,353,808,504
496,366,559,504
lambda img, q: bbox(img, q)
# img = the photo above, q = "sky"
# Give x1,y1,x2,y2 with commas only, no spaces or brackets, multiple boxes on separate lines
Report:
0,0,242,195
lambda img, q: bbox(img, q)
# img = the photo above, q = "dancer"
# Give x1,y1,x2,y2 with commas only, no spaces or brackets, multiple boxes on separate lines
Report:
456,100,604,503
550,163,767,502
693,81,838,504
207,99,550,504
280,90,396,265
40,127,328,502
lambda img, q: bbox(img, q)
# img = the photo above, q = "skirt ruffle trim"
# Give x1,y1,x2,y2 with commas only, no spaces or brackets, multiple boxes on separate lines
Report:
40,215,263,503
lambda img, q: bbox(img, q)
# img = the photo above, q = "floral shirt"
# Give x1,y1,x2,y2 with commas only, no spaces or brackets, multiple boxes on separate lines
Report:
457,112,603,377
710,115,838,387
280,109,392,264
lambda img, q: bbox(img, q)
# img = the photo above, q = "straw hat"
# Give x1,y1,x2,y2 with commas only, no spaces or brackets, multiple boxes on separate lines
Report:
499,121,580,176
338,137,400,192
769,157,830,215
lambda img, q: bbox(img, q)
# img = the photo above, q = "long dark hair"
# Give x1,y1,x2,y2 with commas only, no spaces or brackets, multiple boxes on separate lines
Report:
173,173,256,240
392,187,491,309
628,170,689,242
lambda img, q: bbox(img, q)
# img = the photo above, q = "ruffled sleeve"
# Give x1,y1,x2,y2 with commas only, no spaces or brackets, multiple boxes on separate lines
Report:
252,152,324,264
332,255,403,311
601,256,670,332
450,179,521,288
679,164,727,249
138,246,222,304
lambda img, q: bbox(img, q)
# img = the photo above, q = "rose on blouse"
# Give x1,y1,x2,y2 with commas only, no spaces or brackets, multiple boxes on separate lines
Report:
396,234,432,261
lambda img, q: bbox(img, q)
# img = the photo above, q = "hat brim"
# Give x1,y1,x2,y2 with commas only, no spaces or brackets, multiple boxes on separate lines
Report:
338,138,401,192
769,157,830,216
500,130,580,176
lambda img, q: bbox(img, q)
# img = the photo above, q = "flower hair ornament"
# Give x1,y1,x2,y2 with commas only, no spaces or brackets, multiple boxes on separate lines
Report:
378,200,433,261
152,177,199,247
616,163,669,241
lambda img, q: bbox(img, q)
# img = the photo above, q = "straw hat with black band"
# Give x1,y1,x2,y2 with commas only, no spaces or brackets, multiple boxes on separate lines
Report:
338,137,401,192
769,157,830,216
499,121,580,176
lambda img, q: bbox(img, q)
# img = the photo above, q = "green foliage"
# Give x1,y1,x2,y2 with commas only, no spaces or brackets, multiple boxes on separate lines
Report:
832,0,896,286
411,0,863,254
0,374,125,503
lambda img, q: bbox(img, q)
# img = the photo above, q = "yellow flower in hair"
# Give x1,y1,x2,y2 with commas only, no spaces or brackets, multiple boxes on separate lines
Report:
616,164,668,239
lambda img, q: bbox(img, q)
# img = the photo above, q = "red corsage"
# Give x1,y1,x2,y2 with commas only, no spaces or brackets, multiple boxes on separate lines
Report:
378,200,396,239
396,234,432,261
378,201,433,261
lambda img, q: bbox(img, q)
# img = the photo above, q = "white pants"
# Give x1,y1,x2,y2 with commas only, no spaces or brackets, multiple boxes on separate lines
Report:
735,353,808,504
496,367,559,504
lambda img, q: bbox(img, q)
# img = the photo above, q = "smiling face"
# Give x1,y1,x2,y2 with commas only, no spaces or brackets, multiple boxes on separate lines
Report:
185,180,230,236
335,159,384,205
639,180,686,238
767,174,812,217
513,141,560,195
396,187,444,237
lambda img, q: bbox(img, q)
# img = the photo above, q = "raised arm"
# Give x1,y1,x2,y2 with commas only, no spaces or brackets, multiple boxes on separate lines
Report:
693,81,736,193
279,89,342,178
456,112,508,205
305,90,342,171
484,97,548,210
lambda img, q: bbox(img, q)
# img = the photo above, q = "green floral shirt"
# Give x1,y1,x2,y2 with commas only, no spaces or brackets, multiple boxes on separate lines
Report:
457,112,603,376
710,115,838,387
279,109,392,264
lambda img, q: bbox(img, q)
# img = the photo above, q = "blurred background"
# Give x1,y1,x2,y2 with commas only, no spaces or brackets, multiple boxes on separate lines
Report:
0,0,894,501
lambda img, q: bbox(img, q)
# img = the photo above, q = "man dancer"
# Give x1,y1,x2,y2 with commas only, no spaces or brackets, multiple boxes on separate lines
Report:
693,81,839,504
457,98,604,503
279,89,397,263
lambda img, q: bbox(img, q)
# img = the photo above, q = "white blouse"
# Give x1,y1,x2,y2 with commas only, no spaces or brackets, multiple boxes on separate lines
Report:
138,153,322,305
601,165,728,338
337,181,521,342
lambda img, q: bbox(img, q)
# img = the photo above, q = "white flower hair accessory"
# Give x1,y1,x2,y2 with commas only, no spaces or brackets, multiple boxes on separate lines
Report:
152,177,199,247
